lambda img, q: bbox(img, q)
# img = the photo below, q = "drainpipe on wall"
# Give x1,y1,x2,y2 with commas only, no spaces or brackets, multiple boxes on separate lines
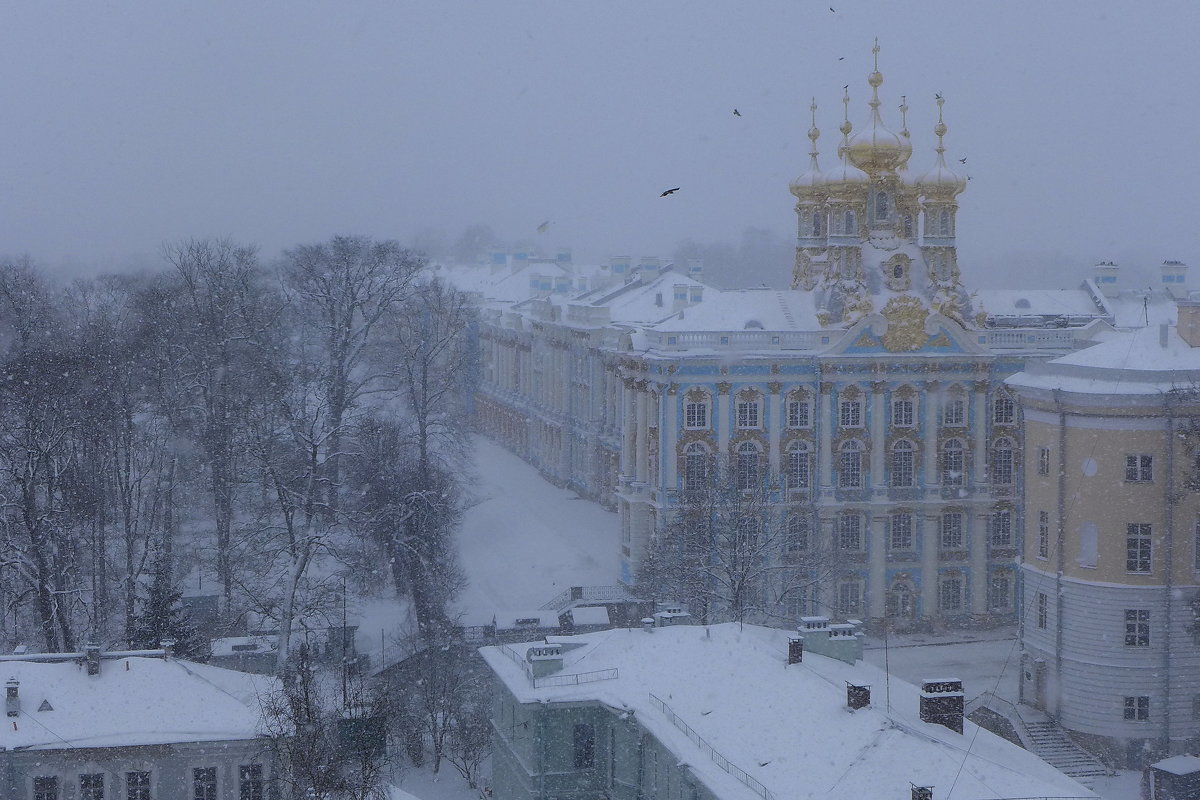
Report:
1163,394,1177,756
1054,390,1066,723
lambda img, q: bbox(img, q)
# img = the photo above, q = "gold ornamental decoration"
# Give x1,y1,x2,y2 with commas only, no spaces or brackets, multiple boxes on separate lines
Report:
881,295,930,352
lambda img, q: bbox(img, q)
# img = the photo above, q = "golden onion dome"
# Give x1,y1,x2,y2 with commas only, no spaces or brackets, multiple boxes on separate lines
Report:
917,96,967,196
790,99,827,198
845,65,911,175
825,90,869,192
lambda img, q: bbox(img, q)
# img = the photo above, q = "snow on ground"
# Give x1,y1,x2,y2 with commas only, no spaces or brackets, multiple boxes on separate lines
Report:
390,767,481,800
863,626,1022,705
454,436,620,619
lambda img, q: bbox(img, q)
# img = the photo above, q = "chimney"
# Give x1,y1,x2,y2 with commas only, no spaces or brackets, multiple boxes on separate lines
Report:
526,644,564,679
639,257,662,283
1092,261,1119,297
688,258,704,281
85,642,101,677
5,677,18,717
672,284,689,313
912,786,933,800
1178,301,1200,348
787,637,803,665
920,679,964,734
641,617,655,633
847,683,871,710
1161,260,1188,299
611,256,631,281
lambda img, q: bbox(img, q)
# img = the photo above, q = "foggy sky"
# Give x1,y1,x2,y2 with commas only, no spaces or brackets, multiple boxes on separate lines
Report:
2,1,1196,289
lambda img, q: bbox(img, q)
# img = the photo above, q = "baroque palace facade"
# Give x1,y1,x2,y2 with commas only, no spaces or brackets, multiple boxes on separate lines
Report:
459,51,1173,627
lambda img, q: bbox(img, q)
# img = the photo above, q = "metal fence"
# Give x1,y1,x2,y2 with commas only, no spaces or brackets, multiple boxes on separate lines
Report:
532,668,619,688
647,693,777,800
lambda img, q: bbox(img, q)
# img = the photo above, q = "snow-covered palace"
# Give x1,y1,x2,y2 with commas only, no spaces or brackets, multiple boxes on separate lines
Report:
448,53,1184,628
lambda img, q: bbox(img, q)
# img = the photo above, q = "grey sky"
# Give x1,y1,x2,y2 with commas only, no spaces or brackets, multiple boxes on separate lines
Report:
1,1,1196,288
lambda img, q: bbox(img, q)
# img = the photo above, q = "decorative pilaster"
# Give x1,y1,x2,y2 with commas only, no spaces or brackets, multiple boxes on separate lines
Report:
716,382,732,454
768,382,783,480
819,382,834,492
972,380,989,489
923,380,940,493
871,381,886,496
921,513,939,618
869,512,888,618
969,509,988,614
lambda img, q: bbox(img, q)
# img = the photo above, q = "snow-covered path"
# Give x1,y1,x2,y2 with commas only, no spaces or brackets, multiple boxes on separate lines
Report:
454,436,620,618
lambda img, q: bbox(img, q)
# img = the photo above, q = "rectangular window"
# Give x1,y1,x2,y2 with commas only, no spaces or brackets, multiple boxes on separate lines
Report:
787,399,810,428
787,448,810,489
940,512,964,550
889,513,914,550
1124,696,1150,721
942,446,964,486
839,449,863,488
127,772,150,800
1038,510,1050,559
736,400,760,429
1124,609,1150,647
939,576,963,612
1038,447,1051,476
991,444,1014,485
993,396,1015,424
573,723,596,769
34,777,59,800
942,397,965,426
988,575,1011,610
839,398,862,428
239,765,263,800
990,510,1012,547
194,768,217,800
1125,454,1153,482
80,775,104,800
684,401,707,429
786,515,809,552
1126,523,1152,573
892,398,914,427
1037,592,1048,629
891,446,914,488
837,581,862,615
838,514,862,551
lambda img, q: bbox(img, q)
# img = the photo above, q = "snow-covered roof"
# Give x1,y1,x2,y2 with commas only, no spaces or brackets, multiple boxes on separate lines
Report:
480,624,1094,800
1006,323,1200,396
976,288,1105,319
654,289,824,333
568,606,610,626
1152,754,1200,776
1,656,277,750
494,610,559,630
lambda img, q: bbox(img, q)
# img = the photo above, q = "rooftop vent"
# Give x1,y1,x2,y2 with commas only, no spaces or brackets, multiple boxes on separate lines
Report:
912,786,933,800
847,683,871,710
5,677,18,717
788,637,803,665
85,642,101,676
920,679,964,734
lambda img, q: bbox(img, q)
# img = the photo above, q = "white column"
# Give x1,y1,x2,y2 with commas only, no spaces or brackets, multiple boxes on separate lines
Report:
819,382,834,491
717,383,731,455
972,380,989,489
621,381,636,477
922,513,939,619
869,511,888,618
768,383,782,480
664,387,679,489
923,380,940,491
635,383,650,483
871,381,886,496
970,509,989,614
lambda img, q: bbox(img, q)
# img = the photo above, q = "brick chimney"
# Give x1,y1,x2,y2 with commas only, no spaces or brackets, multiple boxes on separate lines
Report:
1092,261,1119,297
1161,260,1188,299
912,786,933,800
5,677,18,717
847,683,871,710
1178,301,1200,348
920,679,964,734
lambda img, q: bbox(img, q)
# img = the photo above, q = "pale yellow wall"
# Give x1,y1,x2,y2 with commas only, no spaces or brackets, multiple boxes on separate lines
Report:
1023,414,1200,586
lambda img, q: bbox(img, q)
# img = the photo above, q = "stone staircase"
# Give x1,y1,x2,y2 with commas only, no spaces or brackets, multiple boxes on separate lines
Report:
1017,715,1110,789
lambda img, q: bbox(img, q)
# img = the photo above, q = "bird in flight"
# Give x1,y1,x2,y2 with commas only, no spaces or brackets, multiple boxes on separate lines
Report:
537,220,551,234
829,6,835,11
838,57,845,61
660,187,681,197
935,92,943,100
733,108,742,116
958,157,967,164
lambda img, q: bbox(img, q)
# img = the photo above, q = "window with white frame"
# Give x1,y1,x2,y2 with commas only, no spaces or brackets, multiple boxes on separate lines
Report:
194,768,217,800
988,573,1012,611
736,398,760,429
736,441,760,490
1038,447,1051,476
990,509,1013,547
80,776,104,800
1124,696,1150,721
34,777,59,800
127,772,151,800
939,574,963,612
889,512,914,550
787,397,811,428
786,441,811,489
1127,523,1152,573
786,513,810,552
991,438,1015,485
839,439,864,488
684,398,708,429
1037,592,1048,629
892,397,915,427
942,439,965,486
839,395,863,428
1124,609,1150,647
993,394,1015,424
1038,510,1050,559
940,511,964,549
684,442,709,491
838,513,863,551
837,580,863,615
239,765,264,800
1125,454,1153,482
942,394,965,426
891,440,915,487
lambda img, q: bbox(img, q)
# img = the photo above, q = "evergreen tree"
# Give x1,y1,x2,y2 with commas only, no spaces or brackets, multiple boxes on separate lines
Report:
128,571,208,660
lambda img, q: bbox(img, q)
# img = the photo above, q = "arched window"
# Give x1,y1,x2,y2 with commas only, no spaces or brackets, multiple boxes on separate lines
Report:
684,442,709,491
736,441,761,490
874,191,889,221
812,211,824,237
939,209,950,236
886,582,915,619
891,439,915,488
843,209,857,234
785,513,810,552
786,440,811,489
839,439,864,489
991,437,1015,485
941,438,965,486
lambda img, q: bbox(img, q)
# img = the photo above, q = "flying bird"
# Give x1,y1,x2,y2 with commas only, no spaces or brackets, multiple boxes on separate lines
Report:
660,187,681,197
829,6,835,11
935,92,943,100
537,220,551,234
838,57,845,61
958,157,967,164
733,108,742,116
